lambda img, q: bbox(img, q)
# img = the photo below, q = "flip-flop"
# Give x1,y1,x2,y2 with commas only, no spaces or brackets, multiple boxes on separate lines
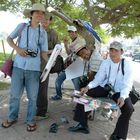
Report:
1,120,17,128
27,124,37,132
49,123,58,133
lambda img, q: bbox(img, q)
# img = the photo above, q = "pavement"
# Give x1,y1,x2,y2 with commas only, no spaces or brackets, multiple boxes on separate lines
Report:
0,73,140,140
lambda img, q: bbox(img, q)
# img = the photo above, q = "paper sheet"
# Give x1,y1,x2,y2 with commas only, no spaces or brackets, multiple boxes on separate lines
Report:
65,57,84,80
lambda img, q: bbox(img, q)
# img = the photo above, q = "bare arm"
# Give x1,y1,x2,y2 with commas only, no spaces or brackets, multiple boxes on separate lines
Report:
64,39,71,55
7,36,27,57
41,51,48,62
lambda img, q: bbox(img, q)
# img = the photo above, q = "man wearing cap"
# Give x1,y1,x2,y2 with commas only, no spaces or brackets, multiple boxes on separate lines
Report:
1,3,48,132
68,41,134,140
36,12,60,118
51,26,81,100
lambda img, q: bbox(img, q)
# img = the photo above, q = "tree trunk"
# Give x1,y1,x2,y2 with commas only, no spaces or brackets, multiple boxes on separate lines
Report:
47,7,95,50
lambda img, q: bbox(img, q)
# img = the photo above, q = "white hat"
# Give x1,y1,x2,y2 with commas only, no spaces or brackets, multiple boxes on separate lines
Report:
69,37,86,53
67,26,77,32
23,3,45,18
109,41,123,51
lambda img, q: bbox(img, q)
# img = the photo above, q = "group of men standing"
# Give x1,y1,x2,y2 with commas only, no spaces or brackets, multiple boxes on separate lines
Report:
1,3,134,140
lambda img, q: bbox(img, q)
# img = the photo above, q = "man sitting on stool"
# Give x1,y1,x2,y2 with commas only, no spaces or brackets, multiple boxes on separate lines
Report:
68,41,134,140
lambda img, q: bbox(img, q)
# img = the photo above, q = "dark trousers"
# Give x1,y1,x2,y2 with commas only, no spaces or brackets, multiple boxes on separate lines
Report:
36,74,49,116
74,86,134,139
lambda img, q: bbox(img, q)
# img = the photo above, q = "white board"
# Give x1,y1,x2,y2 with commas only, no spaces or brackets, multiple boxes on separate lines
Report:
40,44,63,82
65,57,85,80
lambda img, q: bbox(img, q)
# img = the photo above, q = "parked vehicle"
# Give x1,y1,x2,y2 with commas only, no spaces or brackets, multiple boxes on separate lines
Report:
132,53,140,61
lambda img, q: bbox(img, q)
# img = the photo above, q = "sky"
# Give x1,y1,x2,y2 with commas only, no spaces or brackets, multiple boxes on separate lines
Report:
0,11,26,53
0,11,25,34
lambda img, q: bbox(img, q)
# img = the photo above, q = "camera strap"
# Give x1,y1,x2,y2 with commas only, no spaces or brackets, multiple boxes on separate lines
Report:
82,61,90,76
107,61,121,88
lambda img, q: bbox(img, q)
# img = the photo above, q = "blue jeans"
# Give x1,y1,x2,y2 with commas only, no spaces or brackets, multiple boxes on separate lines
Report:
55,71,80,97
8,67,40,124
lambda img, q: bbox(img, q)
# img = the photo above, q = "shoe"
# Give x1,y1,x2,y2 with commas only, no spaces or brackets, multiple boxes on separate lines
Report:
35,114,49,121
109,134,126,140
51,95,62,101
68,123,89,134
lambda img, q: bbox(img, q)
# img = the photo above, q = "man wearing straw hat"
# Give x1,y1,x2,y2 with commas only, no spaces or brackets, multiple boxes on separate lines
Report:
1,3,48,132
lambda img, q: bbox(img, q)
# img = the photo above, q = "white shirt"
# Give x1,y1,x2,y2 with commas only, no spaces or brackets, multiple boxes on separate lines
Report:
88,58,134,100
83,50,103,74
89,50,103,72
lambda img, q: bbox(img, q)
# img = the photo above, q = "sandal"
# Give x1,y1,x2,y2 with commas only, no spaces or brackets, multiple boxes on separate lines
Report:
1,120,17,128
49,123,58,133
27,124,37,132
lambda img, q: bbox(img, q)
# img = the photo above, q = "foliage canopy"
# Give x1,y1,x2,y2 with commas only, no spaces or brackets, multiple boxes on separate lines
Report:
1,0,140,40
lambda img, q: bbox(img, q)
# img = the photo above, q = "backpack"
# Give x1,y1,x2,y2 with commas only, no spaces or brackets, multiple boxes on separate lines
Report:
121,59,140,104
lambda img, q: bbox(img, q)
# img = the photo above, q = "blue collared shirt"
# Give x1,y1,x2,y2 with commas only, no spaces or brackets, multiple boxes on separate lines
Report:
9,23,48,71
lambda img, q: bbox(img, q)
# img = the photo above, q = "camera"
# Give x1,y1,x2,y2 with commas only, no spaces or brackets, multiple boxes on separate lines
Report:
26,49,38,57
104,83,115,99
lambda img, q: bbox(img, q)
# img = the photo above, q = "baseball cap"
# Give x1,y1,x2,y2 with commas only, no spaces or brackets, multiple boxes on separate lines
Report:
67,26,77,32
109,41,123,51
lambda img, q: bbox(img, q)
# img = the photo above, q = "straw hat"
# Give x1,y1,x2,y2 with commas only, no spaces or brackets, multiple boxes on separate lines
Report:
69,37,86,53
23,3,45,18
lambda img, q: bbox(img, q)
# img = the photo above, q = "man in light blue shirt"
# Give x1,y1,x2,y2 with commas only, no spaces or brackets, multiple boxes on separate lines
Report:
1,3,48,132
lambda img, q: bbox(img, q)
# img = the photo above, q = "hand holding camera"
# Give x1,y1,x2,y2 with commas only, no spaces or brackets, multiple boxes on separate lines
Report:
25,49,38,57
16,48,28,57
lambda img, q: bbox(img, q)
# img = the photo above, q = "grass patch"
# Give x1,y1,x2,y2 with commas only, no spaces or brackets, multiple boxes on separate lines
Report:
0,81,10,90
0,52,14,68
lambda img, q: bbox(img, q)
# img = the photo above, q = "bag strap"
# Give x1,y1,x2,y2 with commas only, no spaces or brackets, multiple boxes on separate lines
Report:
8,23,27,59
17,23,27,43
121,58,125,75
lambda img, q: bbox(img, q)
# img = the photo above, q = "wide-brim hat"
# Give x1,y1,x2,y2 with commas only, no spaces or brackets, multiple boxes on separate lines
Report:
69,37,86,54
109,41,123,51
23,3,45,18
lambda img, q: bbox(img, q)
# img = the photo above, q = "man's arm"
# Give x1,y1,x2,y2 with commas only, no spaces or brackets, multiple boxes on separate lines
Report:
7,36,27,57
41,52,48,62
87,71,97,82
64,39,71,55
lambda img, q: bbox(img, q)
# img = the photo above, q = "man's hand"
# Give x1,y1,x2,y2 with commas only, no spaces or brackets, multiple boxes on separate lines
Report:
80,86,89,95
117,97,125,108
16,48,28,57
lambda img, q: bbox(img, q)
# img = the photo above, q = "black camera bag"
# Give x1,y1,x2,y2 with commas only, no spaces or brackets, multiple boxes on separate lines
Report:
50,55,64,74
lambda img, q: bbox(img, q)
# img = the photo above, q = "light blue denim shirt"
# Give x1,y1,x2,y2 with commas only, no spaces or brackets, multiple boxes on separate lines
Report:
9,23,48,71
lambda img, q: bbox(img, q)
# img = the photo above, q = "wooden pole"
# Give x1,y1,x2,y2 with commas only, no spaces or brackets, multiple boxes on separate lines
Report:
1,40,7,60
